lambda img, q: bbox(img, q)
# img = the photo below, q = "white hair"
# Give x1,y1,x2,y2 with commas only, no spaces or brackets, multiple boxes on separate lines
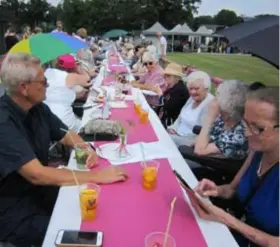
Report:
78,48,93,63
186,71,212,91
142,52,158,63
216,80,247,121
0,53,41,95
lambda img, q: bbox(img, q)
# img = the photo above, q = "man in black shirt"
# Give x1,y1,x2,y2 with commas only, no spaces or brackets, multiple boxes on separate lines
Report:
0,53,127,247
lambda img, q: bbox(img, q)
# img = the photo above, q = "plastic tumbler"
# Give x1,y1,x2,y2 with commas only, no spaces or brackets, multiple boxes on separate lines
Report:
145,232,176,247
75,143,90,169
79,184,101,221
142,160,160,190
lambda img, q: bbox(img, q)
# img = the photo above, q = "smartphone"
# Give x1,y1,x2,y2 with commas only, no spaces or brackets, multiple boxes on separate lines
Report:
173,170,194,192
55,230,103,247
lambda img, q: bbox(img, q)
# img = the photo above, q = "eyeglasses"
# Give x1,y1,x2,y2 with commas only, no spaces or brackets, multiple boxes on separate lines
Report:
31,77,48,87
242,118,279,135
143,61,153,66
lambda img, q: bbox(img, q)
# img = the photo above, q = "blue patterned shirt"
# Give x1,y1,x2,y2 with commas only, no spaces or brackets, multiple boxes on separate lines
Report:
210,116,248,159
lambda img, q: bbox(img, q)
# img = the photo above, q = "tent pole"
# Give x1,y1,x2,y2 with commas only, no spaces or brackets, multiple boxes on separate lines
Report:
172,35,174,53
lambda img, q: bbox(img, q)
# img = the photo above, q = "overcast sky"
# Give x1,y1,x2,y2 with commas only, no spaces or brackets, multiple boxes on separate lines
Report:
47,0,279,16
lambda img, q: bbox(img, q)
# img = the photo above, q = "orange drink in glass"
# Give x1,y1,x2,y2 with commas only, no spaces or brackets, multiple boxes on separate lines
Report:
140,108,149,124
142,160,160,190
134,102,141,115
79,184,100,221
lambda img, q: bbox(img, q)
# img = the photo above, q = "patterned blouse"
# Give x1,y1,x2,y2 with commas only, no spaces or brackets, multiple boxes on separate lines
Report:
210,116,248,159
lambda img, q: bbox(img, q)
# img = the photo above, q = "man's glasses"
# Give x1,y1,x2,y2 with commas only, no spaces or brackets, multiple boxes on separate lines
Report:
31,77,48,87
143,61,153,66
242,119,279,135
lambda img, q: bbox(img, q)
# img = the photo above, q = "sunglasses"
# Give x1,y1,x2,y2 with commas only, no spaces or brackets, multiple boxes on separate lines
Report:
143,61,153,66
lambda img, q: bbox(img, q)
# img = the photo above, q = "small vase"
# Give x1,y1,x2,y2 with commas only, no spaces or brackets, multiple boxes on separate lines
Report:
116,133,129,158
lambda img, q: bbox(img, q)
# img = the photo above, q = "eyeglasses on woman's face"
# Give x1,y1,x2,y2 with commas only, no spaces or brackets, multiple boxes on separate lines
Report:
242,118,279,135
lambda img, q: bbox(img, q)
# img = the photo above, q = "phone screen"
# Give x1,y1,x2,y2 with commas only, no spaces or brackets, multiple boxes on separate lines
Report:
61,231,98,245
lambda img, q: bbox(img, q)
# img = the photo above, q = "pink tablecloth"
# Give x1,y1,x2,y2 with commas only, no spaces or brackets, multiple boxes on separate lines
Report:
108,55,128,74
81,159,207,247
109,101,158,143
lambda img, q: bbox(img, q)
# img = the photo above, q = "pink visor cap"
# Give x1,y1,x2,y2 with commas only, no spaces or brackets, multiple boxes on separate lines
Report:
57,55,76,69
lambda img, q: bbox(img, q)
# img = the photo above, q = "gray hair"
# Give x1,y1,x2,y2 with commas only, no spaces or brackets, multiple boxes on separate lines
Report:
0,53,41,95
247,88,279,122
142,52,158,63
186,71,212,91
78,48,93,63
216,80,247,121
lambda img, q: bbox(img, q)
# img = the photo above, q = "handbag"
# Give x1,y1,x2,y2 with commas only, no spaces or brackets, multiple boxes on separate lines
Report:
79,119,120,141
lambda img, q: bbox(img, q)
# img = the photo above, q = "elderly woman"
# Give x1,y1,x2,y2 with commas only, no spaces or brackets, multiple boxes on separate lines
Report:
130,44,145,69
154,63,189,127
193,80,248,159
131,51,148,78
168,71,214,147
191,88,279,247
123,43,134,60
132,52,166,107
44,55,92,132
76,48,96,77
75,28,87,41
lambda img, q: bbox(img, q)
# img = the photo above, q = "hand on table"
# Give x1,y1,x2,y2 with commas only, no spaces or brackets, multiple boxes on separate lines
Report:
95,166,128,184
86,149,99,169
194,179,219,197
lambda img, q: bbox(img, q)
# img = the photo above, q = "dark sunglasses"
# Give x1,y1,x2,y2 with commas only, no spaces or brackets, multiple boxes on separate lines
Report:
143,61,153,66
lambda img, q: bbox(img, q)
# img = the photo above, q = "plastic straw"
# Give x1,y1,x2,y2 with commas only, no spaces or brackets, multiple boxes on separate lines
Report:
60,128,75,146
163,197,177,247
139,142,146,167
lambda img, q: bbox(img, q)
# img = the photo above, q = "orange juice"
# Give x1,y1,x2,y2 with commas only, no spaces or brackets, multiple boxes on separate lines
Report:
140,109,149,124
134,103,141,115
142,167,158,190
79,189,98,221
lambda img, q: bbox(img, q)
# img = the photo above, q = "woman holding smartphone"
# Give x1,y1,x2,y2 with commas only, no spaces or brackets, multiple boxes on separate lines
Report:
191,88,279,247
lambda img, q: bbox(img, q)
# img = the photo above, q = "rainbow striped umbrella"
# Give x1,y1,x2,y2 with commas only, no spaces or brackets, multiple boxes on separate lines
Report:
9,32,88,64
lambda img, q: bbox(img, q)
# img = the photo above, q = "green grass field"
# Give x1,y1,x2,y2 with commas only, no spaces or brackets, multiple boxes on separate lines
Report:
167,53,279,87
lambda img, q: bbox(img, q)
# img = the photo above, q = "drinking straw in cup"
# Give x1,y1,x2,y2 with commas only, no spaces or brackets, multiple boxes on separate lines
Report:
79,184,101,221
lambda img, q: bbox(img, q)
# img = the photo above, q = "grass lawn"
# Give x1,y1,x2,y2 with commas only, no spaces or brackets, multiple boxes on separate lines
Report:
167,53,279,87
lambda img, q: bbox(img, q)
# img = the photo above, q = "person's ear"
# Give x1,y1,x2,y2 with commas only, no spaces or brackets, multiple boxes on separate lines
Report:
17,81,29,97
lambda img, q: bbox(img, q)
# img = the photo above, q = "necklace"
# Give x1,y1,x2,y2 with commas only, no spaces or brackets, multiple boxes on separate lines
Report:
257,156,279,178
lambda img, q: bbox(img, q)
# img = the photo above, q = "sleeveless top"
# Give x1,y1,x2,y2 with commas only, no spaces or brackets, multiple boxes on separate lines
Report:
236,152,279,246
44,68,81,132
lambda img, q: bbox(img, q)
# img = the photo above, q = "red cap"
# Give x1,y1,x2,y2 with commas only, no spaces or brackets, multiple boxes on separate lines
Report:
57,55,76,69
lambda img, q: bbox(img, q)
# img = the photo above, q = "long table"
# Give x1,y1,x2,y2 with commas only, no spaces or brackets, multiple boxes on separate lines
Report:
42,52,238,247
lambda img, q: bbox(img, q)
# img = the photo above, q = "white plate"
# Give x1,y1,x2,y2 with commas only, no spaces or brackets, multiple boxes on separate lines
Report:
141,90,157,96
96,143,135,162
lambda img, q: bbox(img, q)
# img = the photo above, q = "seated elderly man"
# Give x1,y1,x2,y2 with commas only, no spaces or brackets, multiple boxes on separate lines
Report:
132,52,166,107
0,53,127,247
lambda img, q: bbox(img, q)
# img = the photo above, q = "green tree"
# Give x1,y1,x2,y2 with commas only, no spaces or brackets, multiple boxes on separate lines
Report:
192,15,214,30
214,9,242,27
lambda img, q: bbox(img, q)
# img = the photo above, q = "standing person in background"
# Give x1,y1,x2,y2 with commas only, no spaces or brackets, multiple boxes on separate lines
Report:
4,26,19,52
52,21,64,33
34,27,42,34
23,26,32,39
156,32,167,67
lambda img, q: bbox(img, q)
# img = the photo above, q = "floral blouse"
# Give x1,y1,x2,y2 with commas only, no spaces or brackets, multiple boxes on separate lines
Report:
210,116,248,159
